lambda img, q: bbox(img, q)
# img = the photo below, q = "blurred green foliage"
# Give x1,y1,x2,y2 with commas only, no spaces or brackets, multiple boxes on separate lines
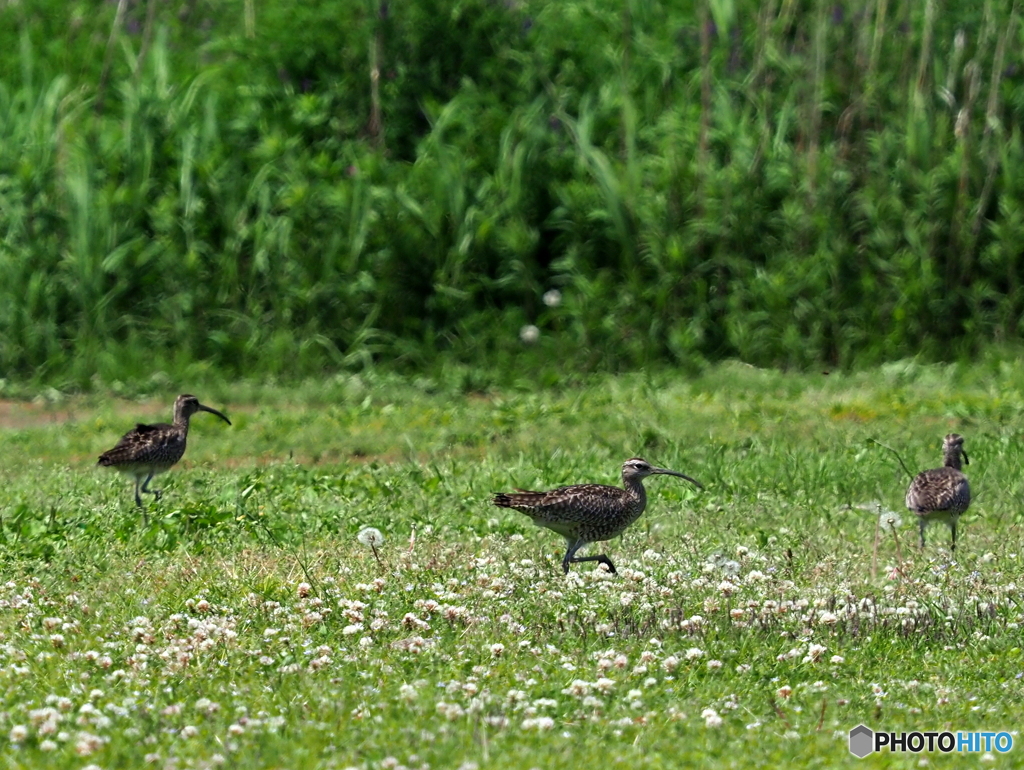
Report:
1,0,1024,386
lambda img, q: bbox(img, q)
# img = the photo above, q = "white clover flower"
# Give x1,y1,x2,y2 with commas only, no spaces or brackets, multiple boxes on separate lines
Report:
806,643,827,662
75,732,104,755
9,725,28,743
543,289,562,307
519,325,540,344
777,685,793,699
702,708,723,728
685,647,704,660
436,701,464,720
399,683,418,701
595,677,615,694
522,716,555,731
707,659,723,670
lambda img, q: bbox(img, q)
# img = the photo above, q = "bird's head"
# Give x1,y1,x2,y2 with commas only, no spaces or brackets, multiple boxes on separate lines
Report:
943,433,967,465
621,457,704,488
174,394,232,426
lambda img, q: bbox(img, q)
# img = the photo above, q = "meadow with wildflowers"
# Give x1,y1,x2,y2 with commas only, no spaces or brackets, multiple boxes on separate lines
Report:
2,360,1024,768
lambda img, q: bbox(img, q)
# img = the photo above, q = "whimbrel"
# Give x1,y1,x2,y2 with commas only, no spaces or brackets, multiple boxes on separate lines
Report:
493,457,703,574
98,394,231,508
905,433,970,551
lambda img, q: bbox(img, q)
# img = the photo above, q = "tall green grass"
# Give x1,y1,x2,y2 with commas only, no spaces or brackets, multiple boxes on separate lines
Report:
1,0,1024,385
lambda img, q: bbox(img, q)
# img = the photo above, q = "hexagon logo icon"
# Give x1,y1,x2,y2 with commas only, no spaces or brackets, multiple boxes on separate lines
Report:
849,724,874,758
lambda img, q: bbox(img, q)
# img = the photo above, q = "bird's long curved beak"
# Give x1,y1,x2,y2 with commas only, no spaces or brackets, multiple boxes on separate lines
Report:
651,467,704,489
962,450,969,466
198,404,232,426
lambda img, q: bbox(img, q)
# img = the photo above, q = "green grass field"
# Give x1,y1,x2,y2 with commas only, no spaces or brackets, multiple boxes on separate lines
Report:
2,360,1024,768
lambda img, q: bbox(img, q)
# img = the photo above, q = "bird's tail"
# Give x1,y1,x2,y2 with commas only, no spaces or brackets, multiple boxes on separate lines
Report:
97,447,132,466
493,491,545,508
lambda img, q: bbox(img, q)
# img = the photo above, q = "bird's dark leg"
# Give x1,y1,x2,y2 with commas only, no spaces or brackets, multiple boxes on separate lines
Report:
561,539,616,574
950,520,957,552
140,473,161,501
919,519,926,549
562,539,583,574
134,476,144,508
570,554,618,574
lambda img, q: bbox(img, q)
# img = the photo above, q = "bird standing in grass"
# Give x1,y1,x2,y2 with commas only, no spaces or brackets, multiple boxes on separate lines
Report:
905,433,970,552
493,457,703,574
98,394,231,509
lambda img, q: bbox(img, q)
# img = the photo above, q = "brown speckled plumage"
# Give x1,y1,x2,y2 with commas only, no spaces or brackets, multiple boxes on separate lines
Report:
98,394,231,509
905,433,970,551
494,458,703,574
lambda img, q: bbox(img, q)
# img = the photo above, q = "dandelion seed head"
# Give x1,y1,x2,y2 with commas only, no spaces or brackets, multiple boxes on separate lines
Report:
879,510,903,532
357,527,385,547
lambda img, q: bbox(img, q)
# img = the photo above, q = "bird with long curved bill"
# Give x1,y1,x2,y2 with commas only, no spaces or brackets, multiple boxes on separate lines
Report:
905,433,971,552
98,394,231,511
494,457,703,575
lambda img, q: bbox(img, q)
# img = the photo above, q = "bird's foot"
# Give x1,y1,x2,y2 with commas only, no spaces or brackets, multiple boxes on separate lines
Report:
565,554,618,575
